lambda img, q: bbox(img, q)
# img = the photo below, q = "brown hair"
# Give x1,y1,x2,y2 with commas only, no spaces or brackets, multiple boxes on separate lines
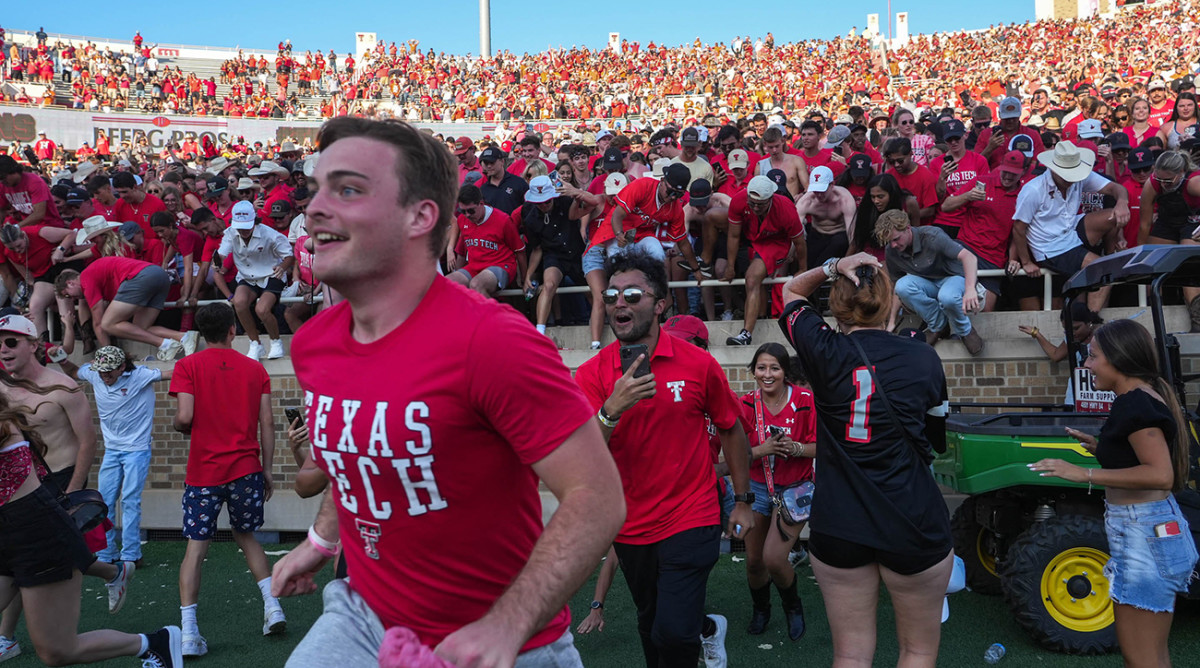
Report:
828,265,893,329
315,117,457,257
54,268,81,297
1091,319,1190,491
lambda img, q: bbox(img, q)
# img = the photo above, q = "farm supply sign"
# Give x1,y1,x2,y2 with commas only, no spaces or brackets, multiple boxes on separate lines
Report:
1073,367,1115,413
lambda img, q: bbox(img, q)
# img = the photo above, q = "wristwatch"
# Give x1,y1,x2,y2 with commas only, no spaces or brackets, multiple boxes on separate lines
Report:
590,600,604,610
733,492,756,504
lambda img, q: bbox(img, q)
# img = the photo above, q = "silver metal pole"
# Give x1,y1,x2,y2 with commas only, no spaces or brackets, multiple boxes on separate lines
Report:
479,0,491,58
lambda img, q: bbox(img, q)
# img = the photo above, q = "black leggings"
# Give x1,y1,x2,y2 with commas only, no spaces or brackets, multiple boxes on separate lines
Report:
808,531,951,576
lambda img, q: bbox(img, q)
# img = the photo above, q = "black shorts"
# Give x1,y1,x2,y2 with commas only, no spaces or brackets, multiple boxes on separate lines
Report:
808,531,951,576
34,259,89,285
0,485,96,587
43,466,75,494
1149,216,1200,243
969,252,1004,296
542,253,585,285
236,278,285,297
806,225,850,268
933,223,961,240
1038,244,1091,278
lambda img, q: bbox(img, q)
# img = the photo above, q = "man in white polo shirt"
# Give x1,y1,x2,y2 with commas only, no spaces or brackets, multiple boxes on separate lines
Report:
218,201,294,360
1012,141,1129,311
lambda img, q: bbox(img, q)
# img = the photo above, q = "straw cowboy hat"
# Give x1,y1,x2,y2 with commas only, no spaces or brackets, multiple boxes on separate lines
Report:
72,160,98,184
1037,141,1096,183
76,215,122,245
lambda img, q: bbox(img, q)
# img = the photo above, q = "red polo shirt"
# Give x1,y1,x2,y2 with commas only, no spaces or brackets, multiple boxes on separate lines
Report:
575,332,741,544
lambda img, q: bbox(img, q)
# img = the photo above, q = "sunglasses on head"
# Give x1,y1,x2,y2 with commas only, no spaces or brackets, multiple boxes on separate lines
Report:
601,287,656,305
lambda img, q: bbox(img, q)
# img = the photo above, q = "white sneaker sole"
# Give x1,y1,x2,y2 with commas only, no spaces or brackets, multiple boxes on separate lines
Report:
0,644,21,663
264,611,287,636
182,637,208,657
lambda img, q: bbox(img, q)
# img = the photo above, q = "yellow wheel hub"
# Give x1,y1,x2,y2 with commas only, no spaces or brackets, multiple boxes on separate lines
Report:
1039,547,1113,632
977,530,998,577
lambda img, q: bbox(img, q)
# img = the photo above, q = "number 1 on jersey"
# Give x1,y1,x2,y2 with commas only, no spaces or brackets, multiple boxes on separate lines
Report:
847,367,873,443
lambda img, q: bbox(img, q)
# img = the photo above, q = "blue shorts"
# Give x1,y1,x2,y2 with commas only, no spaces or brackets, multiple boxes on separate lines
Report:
1104,496,1199,612
720,477,774,518
182,472,266,539
582,245,606,275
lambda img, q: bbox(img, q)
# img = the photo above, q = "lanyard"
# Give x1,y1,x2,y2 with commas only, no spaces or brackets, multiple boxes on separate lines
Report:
754,389,775,497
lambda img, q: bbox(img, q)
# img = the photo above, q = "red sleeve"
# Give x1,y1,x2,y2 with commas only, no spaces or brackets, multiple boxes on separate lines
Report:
795,388,817,443
614,178,642,213
80,269,103,307
703,354,741,430
467,307,593,464
664,205,686,241
168,356,193,396
504,216,525,253
916,171,938,209
727,192,747,226
201,236,220,262
454,222,466,256
574,357,607,412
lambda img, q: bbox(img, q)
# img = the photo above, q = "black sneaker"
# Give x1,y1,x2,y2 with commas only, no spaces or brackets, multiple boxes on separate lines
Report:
726,329,753,346
140,626,182,668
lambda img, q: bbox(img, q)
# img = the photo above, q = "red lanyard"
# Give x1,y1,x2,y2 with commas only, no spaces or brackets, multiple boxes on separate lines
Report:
754,389,775,497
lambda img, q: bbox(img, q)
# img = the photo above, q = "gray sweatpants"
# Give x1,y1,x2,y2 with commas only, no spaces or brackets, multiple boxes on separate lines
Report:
285,579,584,667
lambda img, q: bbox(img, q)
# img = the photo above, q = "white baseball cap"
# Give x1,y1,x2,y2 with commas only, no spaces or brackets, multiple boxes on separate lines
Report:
747,175,776,201
604,172,629,195
231,200,257,229
727,149,749,169
808,166,834,192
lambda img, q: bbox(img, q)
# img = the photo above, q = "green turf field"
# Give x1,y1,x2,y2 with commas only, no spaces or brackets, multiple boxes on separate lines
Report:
5,541,1200,666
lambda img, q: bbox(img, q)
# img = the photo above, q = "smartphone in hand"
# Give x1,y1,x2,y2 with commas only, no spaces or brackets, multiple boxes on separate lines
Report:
285,407,304,426
619,344,651,378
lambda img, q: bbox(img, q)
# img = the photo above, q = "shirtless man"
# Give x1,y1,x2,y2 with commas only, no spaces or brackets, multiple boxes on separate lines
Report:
756,127,809,199
0,315,134,656
794,166,858,267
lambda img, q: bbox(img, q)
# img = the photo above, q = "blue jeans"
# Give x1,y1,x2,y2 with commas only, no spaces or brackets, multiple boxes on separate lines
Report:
97,449,152,563
895,274,972,337
1104,496,1199,612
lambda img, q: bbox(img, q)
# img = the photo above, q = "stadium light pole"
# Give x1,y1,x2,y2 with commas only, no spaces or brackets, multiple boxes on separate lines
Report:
480,0,492,58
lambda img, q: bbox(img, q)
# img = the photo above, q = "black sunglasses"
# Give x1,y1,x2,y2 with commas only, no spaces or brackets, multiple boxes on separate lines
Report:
602,287,656,305
1131,167,1152,174
0,337,23,349
887,157,908,166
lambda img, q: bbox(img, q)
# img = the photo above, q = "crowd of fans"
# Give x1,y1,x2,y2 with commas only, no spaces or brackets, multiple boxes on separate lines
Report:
1,2,1199,355
0,3,1198,122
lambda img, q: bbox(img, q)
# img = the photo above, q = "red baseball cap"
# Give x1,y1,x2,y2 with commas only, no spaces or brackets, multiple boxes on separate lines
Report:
454,136,474,155
663,315,709,345
998,150,1026,175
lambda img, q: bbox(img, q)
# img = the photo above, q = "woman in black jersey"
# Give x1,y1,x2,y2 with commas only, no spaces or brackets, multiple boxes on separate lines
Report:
778,252,953,667
1032,319,1197,667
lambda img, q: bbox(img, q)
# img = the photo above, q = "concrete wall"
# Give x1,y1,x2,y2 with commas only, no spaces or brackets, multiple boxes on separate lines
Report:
89,307,1197,533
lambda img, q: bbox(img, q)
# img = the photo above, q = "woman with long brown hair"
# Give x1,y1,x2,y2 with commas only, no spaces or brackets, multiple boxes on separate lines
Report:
1032,319,1197,668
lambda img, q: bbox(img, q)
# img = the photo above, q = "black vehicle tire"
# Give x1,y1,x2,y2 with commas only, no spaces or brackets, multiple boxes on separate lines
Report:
1000,515,1116,655
951,498,1003,595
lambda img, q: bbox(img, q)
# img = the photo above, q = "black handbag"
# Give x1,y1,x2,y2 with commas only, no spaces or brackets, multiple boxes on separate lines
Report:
31,447,109,533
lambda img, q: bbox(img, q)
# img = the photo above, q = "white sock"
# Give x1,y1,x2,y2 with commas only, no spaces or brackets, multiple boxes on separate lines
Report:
257,577,279,608
536,324,546,334
181,604,198,636
138,634,149,656
591,340,601,348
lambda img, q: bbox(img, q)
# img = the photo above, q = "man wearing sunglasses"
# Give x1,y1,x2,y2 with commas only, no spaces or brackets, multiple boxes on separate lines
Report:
1118,147,1155,250
883,138,939,224
724,176,808,347
598,163,706,283
575,249,753,668
448,184,527,299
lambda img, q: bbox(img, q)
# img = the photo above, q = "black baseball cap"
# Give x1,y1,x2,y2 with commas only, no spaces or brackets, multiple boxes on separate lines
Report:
662,163,691,191
680,127,701,147
942,119,967,140
688,179,712,208
847,153,872,178
1127,147,1155,170
479,147,504,163
206,176,228,194
1102,133,1131,150
602,147,624,171
269,200,292,218
66,187,90,205
765,168,791,197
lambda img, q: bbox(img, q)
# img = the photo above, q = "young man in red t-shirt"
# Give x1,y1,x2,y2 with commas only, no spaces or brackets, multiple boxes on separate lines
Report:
447,184,527,298
883,137,939,224
54,257,196,360
271,117,624,667
112,172,165,240
169,302,286,657
575,249,753,667
0,155,65,228
724,176,807,347
928,120,990,239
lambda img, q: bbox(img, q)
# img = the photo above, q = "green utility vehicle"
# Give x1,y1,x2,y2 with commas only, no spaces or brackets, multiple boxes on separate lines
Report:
933,245,1200,655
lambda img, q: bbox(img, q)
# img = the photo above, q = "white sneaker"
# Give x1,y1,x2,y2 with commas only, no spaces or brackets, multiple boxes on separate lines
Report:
181,331,199,356
789,545,810,568
589,341,601,350
156,338,183,361
106,560,134,614
720,310,734,321
181,633,208,657
701,614,728,668
0,636,20,663
266,339,285,359
263,606,286,635
246,340,264,360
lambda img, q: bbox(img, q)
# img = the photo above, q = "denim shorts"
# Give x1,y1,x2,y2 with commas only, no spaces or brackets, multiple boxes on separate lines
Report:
581,245,606,275
720,477,773,518
1104,495,1199,612
182,472,266,539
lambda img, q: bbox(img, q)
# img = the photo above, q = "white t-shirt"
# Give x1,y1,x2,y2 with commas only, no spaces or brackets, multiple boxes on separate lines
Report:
1013,171,1110,261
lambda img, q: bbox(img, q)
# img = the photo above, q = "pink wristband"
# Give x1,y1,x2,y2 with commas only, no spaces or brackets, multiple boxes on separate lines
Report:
307,526,340,558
